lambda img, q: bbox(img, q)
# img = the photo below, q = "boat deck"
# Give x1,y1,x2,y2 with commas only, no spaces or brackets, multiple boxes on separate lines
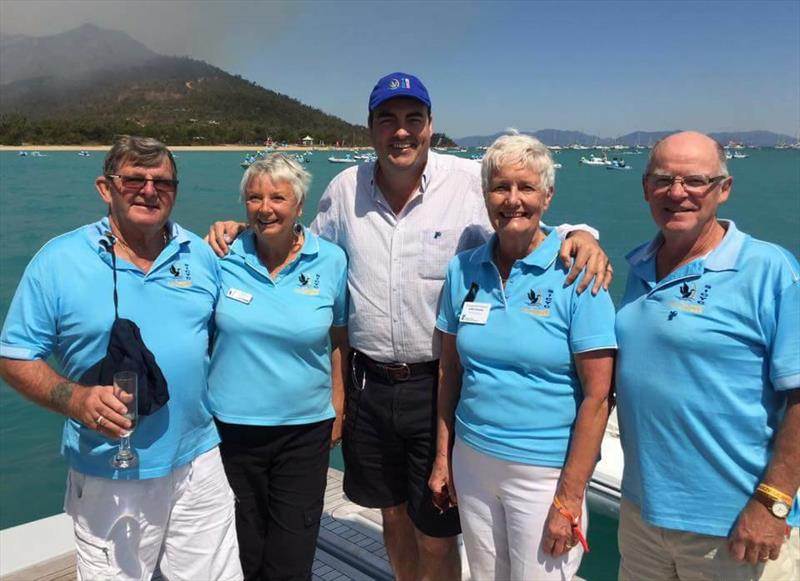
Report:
2,438,617,580
1,468,393,581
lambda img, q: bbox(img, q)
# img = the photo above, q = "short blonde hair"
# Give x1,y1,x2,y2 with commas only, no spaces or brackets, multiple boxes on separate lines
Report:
239,154,311,204
481,131,555,195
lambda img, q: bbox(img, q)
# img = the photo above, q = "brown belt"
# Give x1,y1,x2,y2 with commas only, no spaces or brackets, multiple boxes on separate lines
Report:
355,351,439,383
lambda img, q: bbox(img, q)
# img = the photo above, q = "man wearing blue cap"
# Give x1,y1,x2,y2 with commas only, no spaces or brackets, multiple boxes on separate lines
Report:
313,72,610,580
208,72,611,580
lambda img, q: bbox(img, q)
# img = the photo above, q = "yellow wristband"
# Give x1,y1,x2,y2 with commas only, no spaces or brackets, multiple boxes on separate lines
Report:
757,483,793,505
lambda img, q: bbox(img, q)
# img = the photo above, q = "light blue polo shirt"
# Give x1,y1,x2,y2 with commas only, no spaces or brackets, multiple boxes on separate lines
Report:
0,217,221,480
208,227,348,426
436,230,617,466
616,220,800,536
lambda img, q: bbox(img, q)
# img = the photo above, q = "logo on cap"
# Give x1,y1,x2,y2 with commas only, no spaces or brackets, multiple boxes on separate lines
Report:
389,79,400,89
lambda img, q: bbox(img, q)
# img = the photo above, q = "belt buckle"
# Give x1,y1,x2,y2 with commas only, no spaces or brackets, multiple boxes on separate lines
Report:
387,363,411,382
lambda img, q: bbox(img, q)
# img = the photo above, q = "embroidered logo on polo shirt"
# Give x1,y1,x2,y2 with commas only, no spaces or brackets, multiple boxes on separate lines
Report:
167,261,192,288
669,282,712,314
295,272,321,296
521,288,553,317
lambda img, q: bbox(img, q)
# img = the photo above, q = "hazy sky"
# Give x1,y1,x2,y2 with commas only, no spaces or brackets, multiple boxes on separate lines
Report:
2,0,798,138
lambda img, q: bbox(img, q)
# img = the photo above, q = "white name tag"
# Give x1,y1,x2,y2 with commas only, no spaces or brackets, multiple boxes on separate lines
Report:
459,302,491,324
226,288,253,304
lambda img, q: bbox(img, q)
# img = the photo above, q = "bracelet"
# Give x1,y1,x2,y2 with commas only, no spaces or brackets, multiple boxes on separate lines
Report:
757,483,794,505
552,496,590,553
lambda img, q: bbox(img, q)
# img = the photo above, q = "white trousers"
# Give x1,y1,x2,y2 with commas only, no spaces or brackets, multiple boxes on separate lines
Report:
452,438,586,581
64,446,242,581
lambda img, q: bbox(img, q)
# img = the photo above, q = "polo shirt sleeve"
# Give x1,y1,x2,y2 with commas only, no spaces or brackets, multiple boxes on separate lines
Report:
332,252,349,327
0,251,58,361
770,279,800,391
568,275,618,353
436,259,460,335
311,180,341,245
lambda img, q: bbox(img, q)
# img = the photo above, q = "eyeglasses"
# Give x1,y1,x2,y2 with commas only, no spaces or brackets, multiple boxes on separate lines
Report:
106,174,179,194
644,174,727,194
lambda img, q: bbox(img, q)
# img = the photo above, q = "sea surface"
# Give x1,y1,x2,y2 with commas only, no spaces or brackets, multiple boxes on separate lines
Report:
1,148,798,579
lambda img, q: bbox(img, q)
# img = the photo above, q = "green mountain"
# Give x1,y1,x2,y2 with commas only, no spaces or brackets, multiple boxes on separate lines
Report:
0,26,370,146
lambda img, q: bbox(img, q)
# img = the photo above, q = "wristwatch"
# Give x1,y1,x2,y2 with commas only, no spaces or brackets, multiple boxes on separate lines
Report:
755,483,793,519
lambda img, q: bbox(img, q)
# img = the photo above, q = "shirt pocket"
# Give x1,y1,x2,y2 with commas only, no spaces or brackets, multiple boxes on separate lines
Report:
418,229,458,280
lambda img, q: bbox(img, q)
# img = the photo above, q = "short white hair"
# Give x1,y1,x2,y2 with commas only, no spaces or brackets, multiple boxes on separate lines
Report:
481,131,555,195
239,153,311,204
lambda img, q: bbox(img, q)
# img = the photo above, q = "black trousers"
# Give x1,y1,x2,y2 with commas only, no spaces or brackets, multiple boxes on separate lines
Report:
217,419,332,581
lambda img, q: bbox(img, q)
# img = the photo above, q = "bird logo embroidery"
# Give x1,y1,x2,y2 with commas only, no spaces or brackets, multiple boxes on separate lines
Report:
678,282,696,301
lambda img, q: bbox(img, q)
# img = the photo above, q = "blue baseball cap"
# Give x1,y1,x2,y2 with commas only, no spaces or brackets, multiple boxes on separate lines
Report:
368,72,431,112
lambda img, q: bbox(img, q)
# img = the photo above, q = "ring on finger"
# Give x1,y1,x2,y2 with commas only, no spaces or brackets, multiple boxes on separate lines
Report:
95,415,105,427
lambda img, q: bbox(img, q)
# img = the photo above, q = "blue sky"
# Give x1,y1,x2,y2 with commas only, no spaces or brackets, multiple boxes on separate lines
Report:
2,0,798,138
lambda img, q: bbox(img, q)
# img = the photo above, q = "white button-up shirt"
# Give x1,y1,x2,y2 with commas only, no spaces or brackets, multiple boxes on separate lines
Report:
311,151,593,363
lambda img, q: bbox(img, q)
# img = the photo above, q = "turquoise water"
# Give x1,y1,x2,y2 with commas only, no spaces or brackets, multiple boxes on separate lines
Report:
1,149,798,579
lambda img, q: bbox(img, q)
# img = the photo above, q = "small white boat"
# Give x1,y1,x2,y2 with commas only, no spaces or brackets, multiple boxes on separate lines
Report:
579,155,610,166
732,151,748,159
30,151,46,157
328,155,357,164
17,151,28,157
77,150,90,157
553,163,562,169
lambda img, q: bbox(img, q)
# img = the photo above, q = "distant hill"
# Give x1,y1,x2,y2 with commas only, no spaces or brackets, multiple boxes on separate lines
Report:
432,133,457,148
0,24,157,85
0,25,370,146
457,129,796,148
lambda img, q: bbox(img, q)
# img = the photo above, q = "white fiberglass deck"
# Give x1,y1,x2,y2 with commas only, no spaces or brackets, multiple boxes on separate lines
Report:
2,430,622,580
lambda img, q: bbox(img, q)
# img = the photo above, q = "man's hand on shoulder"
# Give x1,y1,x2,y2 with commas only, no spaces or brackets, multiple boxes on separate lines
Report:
205,221,247,257
728,499,788,565
559,231,613,295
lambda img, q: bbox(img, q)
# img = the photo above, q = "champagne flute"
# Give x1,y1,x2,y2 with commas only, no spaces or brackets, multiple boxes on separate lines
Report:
110,371,138,469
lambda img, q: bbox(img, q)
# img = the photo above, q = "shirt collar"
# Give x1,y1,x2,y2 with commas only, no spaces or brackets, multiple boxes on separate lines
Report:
231,226,319,262
90,216,188,251
471,229,560,270
298,226,320,256
369,152,433,200
627,219,745,273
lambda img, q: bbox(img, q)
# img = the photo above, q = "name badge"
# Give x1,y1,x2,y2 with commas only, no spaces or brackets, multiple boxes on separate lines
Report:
226,288,253,304
459,302,491,324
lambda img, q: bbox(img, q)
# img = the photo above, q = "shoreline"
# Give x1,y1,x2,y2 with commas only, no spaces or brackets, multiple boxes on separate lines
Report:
1,145,373,152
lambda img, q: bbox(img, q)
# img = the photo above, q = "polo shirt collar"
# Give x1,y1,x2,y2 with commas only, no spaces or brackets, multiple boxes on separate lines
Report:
90,216,188,252
471,229,560,270
704,220,745,271
298,226,320,257
626,220,745,283
230,226,319,267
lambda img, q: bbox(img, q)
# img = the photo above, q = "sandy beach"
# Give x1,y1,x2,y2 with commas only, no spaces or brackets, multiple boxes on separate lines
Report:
1,145,372,152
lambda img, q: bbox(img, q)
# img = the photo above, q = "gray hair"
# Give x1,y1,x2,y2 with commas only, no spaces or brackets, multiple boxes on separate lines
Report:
239,154,311,204
481,131,555,195
103,135,177,178
645,133,729,177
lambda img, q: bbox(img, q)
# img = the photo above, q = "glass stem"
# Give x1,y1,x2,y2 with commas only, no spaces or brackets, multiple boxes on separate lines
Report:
119,436,132,456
